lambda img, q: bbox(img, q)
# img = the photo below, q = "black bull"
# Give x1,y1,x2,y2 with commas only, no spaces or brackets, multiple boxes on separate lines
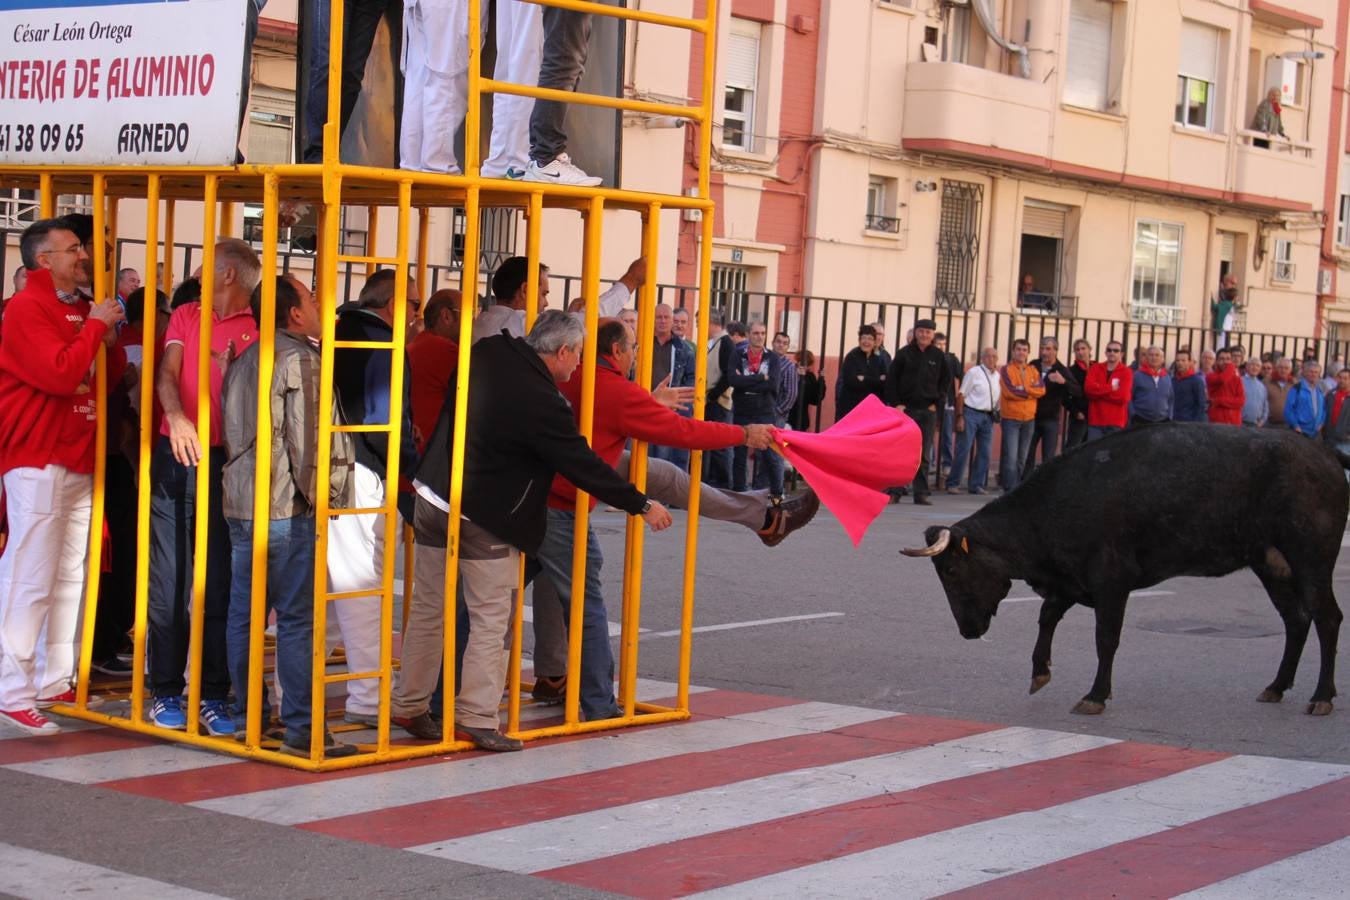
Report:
903,423,1345,716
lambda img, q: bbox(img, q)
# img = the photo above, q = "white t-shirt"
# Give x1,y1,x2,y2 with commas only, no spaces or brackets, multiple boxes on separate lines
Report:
959,365,1001,413
470,281,632,344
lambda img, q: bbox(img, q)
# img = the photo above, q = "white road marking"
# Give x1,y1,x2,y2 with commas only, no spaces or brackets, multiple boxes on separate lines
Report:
5,743,234,784
1003,590,1174,604
642,613,845,638
191,701,895,826
694,756,1350,899
1175,836,1350,898
0,842,228,899
414,727,1117,872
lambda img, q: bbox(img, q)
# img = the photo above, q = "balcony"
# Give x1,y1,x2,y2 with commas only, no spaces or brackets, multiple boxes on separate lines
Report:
864,214,901,234
1016,293,1078,318
1129,302,1186,326
1233,131,1320,211
901,62,1053,166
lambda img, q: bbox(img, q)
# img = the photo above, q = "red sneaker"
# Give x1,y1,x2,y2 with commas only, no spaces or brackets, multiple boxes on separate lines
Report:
0,708,61,735
35,689,103,710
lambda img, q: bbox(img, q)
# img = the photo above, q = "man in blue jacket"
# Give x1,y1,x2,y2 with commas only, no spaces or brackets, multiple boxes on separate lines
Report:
1285,359,1327,436
1171,348,1208,423
730,321,784,499
1129,346,1173,425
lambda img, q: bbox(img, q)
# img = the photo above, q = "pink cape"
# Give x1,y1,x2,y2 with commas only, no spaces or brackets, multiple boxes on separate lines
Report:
771,395,921,546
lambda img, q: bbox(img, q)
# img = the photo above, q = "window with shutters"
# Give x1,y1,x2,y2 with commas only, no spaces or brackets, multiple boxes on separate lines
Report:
722,18,760,152
934,180,983,310
1018,203,1073,315
1176,21,1221,131
1064,0,1116,112
1337,196,1350,247
865,176,900,233
1272,239,1295,284
1131,220,1185,324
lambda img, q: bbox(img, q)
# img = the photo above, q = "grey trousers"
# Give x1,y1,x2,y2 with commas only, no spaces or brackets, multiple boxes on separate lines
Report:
531,450,770,678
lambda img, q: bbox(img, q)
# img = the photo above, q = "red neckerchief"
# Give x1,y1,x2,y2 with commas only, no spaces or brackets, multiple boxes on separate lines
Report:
1140,364,1167,378
1075,359,1091,372
1175,365,1195,378
1334,389,1350,426
747,348,764,371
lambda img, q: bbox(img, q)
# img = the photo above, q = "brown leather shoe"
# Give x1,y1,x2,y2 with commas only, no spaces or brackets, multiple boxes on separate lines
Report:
757,488,821,547
393,712,443,741
531,675,566,705
455,725,524,752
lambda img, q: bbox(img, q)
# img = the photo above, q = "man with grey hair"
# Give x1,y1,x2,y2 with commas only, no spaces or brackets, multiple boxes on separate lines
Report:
1240,357,1269,427
411,310,670,749
1129,346,1173,426
146,238,261,734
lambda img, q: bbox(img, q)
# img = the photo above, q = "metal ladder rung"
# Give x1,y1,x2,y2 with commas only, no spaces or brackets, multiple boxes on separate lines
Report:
328,506,390,516
333,340,395,350
332,423,392,433
324,670,383,685
336,254,400,266
325,588,387,602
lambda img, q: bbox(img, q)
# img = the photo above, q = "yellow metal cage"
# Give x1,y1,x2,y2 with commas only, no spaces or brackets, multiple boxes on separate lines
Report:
2,0,719,770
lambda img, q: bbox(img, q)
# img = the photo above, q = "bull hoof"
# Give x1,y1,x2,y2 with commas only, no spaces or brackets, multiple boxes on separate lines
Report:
1306,701,1334,716
1029,673,1051,694
1256,688,1283,704
1071,699,1105,715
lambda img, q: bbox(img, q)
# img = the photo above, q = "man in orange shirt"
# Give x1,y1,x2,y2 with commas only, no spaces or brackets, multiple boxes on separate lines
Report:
407,288,460,450
998,338,1045,492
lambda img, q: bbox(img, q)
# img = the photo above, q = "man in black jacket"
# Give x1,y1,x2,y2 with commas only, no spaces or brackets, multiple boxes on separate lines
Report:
837,324,887,419
413,311,671,750
702,309,736,488
729,321,784,498
1023,336,1081,478
886,318,950,504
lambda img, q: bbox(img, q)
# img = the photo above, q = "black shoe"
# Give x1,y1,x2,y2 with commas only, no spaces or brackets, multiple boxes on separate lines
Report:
531,675,566,705
92,655,133,677
455,725,524,752
914,495,933,506
757,489,821,547
280,730,360,759
393,712,443,741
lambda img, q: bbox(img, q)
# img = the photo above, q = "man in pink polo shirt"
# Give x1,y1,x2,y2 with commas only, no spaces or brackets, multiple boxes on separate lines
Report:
146,238,260,736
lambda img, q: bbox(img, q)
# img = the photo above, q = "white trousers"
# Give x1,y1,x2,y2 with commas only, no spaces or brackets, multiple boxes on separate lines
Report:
400,0,542,176
0,465,91,710
325,463,398,717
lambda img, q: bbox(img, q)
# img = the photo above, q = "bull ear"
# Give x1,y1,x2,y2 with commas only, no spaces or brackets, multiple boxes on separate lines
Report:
960,537,969,554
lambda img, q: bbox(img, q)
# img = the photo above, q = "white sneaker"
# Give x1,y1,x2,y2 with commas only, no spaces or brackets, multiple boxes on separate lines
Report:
523,153,602,187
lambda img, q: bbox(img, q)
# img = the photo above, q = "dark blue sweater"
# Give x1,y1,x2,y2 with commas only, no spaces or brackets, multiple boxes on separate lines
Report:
1172,371,1207,423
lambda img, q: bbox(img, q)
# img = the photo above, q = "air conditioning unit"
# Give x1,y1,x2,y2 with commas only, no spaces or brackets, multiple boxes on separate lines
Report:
1319,268,1333,294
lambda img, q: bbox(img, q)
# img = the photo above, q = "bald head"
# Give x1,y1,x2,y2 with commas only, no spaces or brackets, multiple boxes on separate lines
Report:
423,288,461,339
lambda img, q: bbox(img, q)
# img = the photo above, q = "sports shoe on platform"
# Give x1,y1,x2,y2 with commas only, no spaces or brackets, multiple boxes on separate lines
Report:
393,712,443,741
280,730,360,759
149,696,187,730
199,700,236,736
531,674,566,705
92,655,133,677
522,153,602,187
455,725,524,752
0,708,60,735
756,488,821,548
504,167,526,180
36,689,104,710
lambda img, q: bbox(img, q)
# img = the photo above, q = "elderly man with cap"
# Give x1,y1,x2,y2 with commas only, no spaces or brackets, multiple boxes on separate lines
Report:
885,318,951,504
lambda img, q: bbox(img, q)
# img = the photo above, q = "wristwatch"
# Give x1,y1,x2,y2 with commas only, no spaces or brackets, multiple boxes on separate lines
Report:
640,499,653,514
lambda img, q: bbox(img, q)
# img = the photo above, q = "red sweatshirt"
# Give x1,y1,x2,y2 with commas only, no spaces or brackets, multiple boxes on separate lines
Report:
407,330,458,452
1084,361,1132,428
0,268,125,475
549,356,745,510
1206,366,1243,425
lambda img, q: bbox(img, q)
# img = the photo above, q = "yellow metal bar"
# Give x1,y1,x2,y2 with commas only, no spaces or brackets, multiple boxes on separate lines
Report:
163,199,176,292
465,0,482,176
416,207,430,305
219,201,235,239
106,196,119,280
328,505,390,516
365,206,380,275
333,341,397,351
481,78,705,122
401,522,415,638
326,588,385,602
338,255,399,267
324,670,382,685
38,173,53,217
243,175,281,748
441,183,482,741
185,176,220,735
372,180,414,755
311,173,342,762
513,707,689,741
521,0,707,31
323,0,344,172
563,197,605,725
76,176,110,710
128,176,162,722
332,423,395,434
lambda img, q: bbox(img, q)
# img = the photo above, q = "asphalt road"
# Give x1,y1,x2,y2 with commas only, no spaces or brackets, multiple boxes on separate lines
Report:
586,492,1350,765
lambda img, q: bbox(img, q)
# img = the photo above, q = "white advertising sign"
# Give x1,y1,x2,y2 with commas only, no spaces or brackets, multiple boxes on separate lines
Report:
0,0,246,166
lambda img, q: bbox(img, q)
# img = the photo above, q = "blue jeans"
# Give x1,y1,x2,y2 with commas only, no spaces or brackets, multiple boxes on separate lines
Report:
948,408,993,490
534,508,616,719
529,7,591,163
752,415,789,491
1000,418,1034,491
702,403,734,488
938,405,956,473
733,415,784,496
225,516,316,745
1087,424,1122,442
1022,418,1061,479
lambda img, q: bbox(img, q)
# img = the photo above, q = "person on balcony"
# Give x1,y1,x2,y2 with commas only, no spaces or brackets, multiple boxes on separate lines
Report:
1251,88,1287,148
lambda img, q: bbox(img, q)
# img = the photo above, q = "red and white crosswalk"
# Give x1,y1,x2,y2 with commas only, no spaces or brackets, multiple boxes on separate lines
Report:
2,680,1347,898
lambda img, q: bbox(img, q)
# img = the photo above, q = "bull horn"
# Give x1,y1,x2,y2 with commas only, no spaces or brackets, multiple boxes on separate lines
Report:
902,528,951,558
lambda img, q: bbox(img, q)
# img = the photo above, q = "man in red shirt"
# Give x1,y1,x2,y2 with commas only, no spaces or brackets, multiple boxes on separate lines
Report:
1084,340,1132,441
0,219,124,734
147,239,260,736
407,288,460,450
1206,348,1244,426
